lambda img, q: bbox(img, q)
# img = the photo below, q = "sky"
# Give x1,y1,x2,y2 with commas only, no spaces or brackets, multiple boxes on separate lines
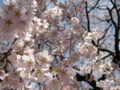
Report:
0,0,3,5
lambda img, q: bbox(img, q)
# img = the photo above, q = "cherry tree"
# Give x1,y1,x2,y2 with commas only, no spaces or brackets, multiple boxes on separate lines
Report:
0,0,119,90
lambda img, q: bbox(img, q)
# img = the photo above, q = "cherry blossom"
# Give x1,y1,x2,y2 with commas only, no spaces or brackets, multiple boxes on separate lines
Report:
0,0,119,89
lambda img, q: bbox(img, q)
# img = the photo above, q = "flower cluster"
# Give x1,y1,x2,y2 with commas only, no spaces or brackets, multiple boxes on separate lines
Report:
45,6,62,19
0,0,119,90
0,0,35,41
